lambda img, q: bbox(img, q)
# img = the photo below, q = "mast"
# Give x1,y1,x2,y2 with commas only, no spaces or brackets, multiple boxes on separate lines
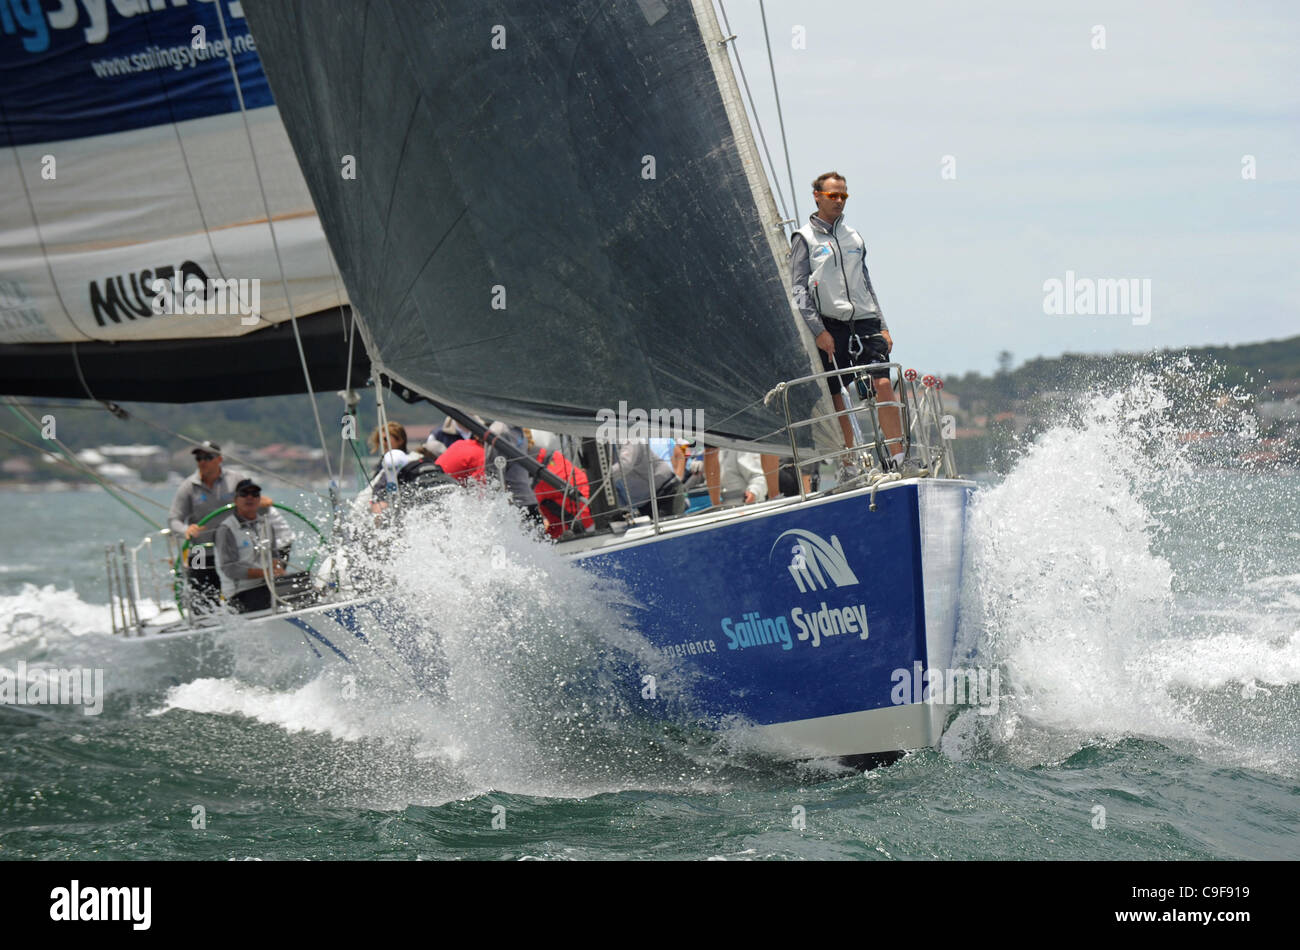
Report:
692,0,834,428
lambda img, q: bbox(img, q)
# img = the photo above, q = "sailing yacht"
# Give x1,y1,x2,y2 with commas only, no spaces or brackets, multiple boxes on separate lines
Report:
232,0,975,763
1,0,974,764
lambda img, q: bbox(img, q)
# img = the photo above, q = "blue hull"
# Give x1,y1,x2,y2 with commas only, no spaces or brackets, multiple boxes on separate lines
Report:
239,478,972,760
574,478,974,757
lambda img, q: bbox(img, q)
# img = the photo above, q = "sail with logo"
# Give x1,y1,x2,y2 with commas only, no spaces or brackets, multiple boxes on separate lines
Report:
0,0,365,401
239,0,831,449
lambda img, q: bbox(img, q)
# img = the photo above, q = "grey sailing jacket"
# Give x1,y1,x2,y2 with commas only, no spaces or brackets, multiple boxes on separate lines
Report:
790,213,887,338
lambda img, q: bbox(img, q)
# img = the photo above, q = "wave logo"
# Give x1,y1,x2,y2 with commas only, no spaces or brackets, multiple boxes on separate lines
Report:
769,529,859,593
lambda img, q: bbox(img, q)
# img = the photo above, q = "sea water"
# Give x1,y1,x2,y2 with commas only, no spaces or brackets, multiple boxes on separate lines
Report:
1,376,1297,860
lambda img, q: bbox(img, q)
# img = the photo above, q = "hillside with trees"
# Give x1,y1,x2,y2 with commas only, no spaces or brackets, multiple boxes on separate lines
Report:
3,335,1298,484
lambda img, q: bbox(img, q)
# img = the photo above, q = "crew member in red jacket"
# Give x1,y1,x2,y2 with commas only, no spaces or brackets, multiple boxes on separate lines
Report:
532,444,593,538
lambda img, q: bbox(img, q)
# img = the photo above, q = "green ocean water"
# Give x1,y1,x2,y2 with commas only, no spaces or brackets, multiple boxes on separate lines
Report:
2,389,1299,861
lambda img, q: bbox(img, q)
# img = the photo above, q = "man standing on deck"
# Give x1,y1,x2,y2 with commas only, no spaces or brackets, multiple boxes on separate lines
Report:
789,172,904,473
168,440,271,611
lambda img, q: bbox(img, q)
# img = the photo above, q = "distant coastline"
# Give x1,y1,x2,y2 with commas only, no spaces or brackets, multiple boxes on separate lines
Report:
3,334,1297,484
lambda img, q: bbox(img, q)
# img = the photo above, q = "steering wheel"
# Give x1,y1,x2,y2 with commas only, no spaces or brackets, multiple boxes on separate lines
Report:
172,502,325,617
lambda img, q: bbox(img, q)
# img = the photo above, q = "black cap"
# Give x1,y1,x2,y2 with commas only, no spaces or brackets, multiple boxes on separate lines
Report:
235,478,261,495
191,440,222,456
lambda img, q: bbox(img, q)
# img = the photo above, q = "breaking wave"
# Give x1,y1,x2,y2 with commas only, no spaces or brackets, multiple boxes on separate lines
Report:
950,364,1300,775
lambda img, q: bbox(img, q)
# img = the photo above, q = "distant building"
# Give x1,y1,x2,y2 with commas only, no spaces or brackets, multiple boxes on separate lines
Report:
99,444,166,459
81,444,168,482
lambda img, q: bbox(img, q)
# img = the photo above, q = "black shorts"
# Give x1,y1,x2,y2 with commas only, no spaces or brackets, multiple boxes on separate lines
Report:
818,319,890,394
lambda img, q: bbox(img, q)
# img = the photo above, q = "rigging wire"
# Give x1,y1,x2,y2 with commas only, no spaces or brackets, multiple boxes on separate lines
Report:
137,8,231,313
0,108,90,343
210,2,336,487
346,434,370,482
116,406,323,497
716,0,790,222
4,391,330,520
0,403,103,412
370,359,394,504
692,395,771,439
0,426,169,512
70,344,102,406
337,309,368,491
1,401,162,528
757,0,801,228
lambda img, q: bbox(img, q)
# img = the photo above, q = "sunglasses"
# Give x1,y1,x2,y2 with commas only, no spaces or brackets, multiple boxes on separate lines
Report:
195,452,218,462
816,191,849,201
237,489,260,498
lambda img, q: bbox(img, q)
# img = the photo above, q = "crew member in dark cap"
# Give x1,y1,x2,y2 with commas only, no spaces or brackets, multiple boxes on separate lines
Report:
168,440,271,611
214,478,295,613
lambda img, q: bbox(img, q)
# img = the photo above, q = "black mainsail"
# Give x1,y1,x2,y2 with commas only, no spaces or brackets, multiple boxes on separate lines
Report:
242,0,826,447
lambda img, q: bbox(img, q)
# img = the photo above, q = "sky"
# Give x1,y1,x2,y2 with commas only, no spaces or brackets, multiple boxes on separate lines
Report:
717,0,1299,376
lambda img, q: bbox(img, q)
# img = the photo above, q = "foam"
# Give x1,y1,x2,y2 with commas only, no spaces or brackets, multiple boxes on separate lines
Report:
952,368,1299,772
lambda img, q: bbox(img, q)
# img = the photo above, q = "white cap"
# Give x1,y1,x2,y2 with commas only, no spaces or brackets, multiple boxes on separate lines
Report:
381,449,413,470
